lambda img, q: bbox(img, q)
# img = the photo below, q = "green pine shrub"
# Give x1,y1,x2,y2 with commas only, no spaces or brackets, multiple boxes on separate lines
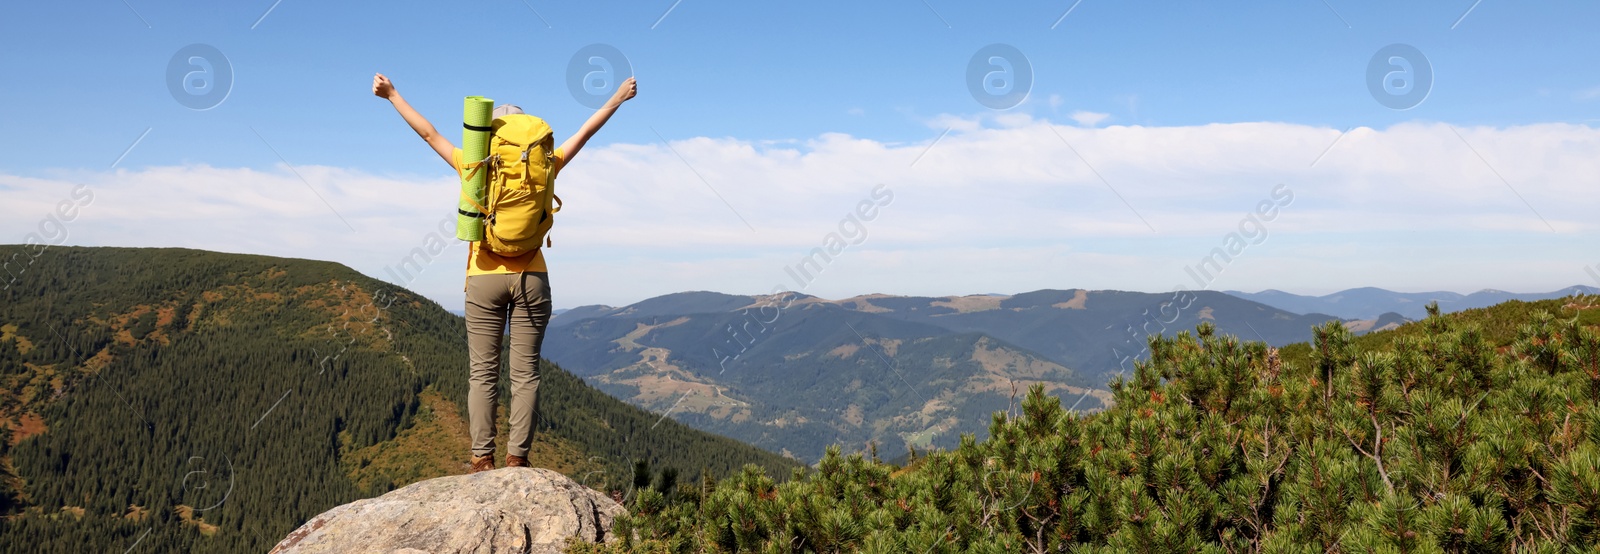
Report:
574,300,1600,553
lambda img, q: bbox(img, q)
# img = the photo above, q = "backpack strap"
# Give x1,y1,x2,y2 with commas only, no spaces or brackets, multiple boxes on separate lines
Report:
522,143,537,184
458,190,490,219
461,114,492,223
484,154,504,217
458,156,491,181
457,154,494,219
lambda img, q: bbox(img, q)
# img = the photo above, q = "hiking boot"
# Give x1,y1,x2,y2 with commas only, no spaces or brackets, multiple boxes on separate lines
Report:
469,454,495,473
506,454,530,468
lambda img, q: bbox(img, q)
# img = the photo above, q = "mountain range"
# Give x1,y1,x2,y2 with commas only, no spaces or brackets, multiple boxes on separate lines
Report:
6,245,1596,552
544,288,1345,461
605,290,1600,552
1224,285,1600,320
424,285,1600,464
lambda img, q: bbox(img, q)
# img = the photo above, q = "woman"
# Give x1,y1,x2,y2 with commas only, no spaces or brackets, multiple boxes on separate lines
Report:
373,72,637,472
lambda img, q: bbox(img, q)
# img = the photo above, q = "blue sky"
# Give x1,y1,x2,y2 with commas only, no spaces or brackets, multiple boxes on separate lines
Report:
4,0,1596,172
3,1,1599,308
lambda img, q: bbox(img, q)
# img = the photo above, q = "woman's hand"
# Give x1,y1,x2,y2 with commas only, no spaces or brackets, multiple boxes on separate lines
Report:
373,73,396,100
373,72,454,168
611,77,637,105
562,78,635,166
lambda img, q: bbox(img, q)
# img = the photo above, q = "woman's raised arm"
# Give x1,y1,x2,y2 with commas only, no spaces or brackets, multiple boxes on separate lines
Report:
557,77,637,167
373,73,456,169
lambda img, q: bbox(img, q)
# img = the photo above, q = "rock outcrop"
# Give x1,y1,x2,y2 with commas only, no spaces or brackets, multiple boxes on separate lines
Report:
271,467,623,554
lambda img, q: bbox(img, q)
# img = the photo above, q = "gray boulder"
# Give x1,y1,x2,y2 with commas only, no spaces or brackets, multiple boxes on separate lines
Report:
271,467,624,554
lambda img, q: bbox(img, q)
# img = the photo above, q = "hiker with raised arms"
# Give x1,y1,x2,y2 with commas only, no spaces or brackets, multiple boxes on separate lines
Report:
372,72,638,473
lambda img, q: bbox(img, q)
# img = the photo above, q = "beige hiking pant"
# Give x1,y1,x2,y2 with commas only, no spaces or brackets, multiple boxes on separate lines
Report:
464,271,551,458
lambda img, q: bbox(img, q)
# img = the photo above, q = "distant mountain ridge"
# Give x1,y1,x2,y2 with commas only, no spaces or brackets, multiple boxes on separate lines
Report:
1224,285,1600,320
544,288,1348,461
553,288,1342,372
547,294,1107,462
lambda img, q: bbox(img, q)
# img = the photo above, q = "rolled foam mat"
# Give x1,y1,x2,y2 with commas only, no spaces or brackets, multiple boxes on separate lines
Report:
455,95,494,241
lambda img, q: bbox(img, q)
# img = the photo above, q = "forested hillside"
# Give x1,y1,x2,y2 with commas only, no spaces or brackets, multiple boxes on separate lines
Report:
547,296,1109,462
543,288,1345,463
553,289,1343,378
812,289,1340,371
580,296,1600,553
0,246,797,553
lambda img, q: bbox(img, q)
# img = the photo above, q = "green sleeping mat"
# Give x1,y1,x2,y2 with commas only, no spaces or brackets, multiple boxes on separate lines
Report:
455,95,494,241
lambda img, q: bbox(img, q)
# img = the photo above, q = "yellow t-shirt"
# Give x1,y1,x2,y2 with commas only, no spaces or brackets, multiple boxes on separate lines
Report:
454,147,565,278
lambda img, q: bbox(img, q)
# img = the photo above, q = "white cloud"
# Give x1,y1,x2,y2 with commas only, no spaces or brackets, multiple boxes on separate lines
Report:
1070,111,1110,127
4,118,1598,308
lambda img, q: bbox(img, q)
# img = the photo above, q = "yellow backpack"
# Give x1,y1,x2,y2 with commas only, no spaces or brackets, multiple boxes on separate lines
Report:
466,114,561,255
